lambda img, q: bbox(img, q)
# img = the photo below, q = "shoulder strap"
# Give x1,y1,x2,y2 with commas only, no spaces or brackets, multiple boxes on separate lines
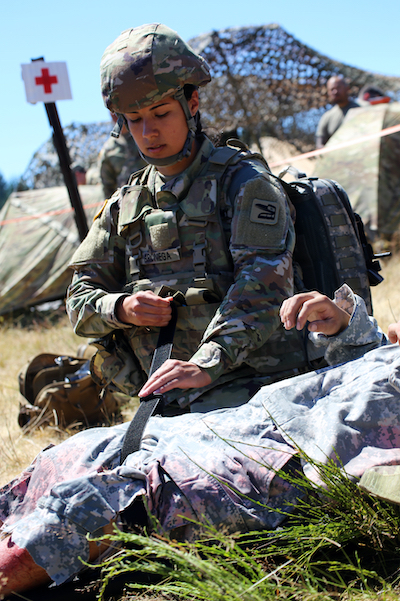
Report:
120,301,178,463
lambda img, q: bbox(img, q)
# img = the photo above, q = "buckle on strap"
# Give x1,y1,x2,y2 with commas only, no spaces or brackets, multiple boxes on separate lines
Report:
193,232,207,273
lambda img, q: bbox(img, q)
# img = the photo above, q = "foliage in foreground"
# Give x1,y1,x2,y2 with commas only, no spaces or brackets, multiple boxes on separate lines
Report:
94,457,400,601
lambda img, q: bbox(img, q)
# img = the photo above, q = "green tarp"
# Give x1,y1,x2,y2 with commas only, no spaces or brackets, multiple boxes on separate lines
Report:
0,185,104,315
314,101,400,239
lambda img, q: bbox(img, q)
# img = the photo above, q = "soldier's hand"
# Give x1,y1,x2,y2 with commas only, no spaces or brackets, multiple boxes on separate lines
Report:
280,291,350,336
116,291,173,327
139,360,212,398
388,321,400,345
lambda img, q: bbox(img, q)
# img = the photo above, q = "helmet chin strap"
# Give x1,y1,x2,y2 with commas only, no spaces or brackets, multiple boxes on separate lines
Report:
111,88,197,167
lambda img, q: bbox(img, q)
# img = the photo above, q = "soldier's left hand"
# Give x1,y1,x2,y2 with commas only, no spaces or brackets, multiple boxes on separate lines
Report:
280,291,350,336
139,360,212,398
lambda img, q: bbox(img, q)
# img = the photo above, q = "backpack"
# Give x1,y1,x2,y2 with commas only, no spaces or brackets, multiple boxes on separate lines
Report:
275,166,384,314
211,142,382,314
18,352,120,429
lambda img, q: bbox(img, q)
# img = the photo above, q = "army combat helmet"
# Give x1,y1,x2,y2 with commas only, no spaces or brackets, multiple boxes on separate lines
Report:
100,23,211,167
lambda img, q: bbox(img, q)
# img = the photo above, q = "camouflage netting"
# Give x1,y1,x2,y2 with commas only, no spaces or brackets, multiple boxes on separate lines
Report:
21,122,110,189
189,24,400,151
4,23,400,314
20,24,400,190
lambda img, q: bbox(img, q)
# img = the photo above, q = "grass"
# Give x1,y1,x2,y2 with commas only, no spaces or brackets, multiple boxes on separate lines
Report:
95,456,400,601
0,252,399,599
0,306,81,485
370,252,400,332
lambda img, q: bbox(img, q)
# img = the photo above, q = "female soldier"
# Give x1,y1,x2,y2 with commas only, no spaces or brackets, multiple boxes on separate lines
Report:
66,23,296,414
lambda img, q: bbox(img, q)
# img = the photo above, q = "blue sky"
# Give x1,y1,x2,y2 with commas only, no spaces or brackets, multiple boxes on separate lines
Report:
1,0,400,182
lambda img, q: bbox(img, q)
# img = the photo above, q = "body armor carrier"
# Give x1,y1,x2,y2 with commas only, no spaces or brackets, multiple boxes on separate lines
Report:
117,143,250,373
114,143,310,379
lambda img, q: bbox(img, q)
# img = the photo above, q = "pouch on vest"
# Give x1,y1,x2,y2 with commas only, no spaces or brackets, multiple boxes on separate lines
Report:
18,353,120,429
90,330,147,397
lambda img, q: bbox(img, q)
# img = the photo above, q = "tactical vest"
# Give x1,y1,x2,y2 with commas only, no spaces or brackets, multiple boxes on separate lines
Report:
116,142,305,377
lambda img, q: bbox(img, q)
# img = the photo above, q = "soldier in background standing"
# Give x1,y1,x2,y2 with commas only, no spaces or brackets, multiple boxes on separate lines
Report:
316,75,360,148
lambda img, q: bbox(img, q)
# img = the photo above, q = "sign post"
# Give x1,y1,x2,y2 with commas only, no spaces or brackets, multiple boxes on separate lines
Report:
21,59,89,241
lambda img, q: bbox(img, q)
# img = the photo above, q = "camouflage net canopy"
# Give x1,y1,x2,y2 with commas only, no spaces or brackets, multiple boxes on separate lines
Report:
19,24,400,190
21,122,110,190
189,24,400,151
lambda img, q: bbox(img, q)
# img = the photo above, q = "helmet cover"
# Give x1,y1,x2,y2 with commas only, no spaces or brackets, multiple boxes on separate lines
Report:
100,23,211,114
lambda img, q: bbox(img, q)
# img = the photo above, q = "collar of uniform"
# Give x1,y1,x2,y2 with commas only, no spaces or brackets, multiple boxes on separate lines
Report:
148,135,215,204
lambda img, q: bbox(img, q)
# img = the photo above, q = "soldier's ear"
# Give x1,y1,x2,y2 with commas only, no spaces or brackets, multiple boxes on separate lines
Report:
188,90,199,117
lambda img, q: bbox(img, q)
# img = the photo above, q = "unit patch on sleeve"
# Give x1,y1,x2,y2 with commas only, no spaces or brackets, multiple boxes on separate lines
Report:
250,199,279,225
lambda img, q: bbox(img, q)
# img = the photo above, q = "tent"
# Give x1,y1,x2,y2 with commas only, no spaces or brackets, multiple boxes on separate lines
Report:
313,102,400,239
0,185,104,315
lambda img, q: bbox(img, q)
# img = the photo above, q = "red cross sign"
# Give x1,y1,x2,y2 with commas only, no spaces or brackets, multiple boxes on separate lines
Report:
21,61,72,104
35,68,58,93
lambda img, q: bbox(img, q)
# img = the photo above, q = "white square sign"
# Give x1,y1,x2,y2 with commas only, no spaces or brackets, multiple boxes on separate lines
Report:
21,61,72,104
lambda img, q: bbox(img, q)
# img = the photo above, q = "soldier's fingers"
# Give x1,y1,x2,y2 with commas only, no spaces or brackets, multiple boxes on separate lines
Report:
295,297,334,330
122,295,172,326
134,291,173,309
388,322,400,344
139,360,182,396
139,361,211,397
280,292,324,330
307,317,342,336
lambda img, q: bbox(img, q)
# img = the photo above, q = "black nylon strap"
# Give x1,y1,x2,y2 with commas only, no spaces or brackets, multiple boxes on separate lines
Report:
120,302,177,463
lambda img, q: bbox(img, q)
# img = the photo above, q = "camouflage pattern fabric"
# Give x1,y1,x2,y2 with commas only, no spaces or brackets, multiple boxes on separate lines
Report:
0,286,395,586
67,136,298,410
0,185,104,315
314,101,400,238
98,132,146,200
100,23,211,114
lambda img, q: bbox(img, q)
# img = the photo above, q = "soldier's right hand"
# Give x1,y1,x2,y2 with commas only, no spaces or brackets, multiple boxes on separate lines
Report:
116,291,173,327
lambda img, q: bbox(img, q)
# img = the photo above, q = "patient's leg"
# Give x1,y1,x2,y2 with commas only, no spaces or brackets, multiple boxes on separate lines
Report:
0,522,115,597
0,537,50,596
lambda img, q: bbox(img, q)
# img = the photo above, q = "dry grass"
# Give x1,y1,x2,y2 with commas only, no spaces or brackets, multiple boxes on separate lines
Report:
0,252,398,488
371,252,400,332
0,309,83,486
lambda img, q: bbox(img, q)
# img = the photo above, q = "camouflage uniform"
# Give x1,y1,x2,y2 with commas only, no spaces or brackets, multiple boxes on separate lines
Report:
67,23,337,412
1,285,397,587
98,131,146,199
67,134,297,411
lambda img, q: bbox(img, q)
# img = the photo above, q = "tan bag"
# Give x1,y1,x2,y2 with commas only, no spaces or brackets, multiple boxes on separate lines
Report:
18,353,120,429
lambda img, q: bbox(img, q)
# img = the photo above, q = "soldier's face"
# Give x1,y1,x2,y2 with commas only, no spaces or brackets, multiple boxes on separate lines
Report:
124,92,199,175
327,78,348,105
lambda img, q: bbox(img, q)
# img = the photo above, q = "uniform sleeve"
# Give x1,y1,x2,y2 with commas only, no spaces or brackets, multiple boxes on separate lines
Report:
190,170,295,381
309,284,387,366
66,197,133,338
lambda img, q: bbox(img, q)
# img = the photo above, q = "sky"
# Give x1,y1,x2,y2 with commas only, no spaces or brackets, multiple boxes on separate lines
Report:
1,0,400,182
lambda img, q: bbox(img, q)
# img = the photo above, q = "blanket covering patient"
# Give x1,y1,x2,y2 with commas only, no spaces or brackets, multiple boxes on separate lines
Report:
0,284,400,594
